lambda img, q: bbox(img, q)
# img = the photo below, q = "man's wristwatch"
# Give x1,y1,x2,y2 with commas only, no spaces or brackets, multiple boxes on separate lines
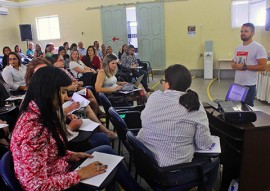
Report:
242,64,247,70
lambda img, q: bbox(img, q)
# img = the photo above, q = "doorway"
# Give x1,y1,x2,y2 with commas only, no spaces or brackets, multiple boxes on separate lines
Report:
126,7,138,54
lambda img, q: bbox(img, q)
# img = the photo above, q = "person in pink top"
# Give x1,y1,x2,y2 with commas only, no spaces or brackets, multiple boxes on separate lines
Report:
10,66,143,191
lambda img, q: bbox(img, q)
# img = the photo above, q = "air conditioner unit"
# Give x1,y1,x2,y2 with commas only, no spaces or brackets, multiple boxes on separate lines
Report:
0,7,8,15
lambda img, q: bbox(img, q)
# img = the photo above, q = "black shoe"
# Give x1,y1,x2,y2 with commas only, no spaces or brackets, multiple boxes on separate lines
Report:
146,88,154,92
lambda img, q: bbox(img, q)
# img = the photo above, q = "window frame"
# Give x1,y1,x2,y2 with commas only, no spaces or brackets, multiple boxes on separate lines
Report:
231,0,267,28
35,15,61,41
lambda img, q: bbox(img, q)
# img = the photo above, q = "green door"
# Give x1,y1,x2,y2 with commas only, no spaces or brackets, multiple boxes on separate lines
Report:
101,6,128,56
136,2,165,70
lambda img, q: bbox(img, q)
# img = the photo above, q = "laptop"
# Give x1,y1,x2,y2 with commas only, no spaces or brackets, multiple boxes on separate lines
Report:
121,75,144,91
225,83,249,102
207,83,249,109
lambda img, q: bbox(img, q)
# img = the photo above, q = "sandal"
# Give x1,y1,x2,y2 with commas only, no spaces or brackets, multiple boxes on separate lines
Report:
98,112,107,119
106,131,118,140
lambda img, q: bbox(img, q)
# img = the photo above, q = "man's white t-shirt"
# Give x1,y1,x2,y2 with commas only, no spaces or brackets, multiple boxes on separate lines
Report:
233,41,267,86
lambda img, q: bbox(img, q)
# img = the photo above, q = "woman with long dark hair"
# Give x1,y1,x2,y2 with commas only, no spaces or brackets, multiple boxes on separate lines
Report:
81,46,101,71
10,66,142,191
2,46,11,69
137,64,220,191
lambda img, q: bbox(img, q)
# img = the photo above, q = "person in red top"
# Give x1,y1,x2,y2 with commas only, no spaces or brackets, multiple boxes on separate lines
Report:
10,66,143,191
81,46,101,71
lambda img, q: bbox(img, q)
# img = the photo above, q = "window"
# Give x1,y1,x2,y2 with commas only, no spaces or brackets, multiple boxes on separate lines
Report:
231,0,266,28
36,15,60,40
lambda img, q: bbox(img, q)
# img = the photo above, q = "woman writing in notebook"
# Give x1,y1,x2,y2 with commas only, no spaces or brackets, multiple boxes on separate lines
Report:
95,54,127,93
10,66,143,191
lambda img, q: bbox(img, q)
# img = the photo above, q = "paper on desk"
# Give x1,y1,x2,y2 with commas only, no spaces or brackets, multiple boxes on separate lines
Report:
62,93,90,114
195,135,221,153
79,119,100,131
0,124,9,129
77,88,87,96
76,151,124,187
6,94,25,101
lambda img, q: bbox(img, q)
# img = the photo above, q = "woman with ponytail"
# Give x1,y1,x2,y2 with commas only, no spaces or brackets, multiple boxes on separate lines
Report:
137,64,219,191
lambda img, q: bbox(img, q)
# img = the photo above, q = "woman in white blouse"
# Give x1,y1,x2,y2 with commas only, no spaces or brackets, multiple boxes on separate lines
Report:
2,52,27,91
69,50,96,78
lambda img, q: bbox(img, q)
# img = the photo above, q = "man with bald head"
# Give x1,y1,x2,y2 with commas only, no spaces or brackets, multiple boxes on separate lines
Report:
78,41,86,56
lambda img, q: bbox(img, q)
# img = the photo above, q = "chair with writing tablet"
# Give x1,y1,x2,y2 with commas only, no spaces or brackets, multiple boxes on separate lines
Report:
126,131,220,191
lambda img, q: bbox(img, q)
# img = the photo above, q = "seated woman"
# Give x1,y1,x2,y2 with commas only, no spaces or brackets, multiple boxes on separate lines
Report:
95,54,127,93
14,45,27,59
25,58,116,140
34,44,43,59
118,44,127,60
10,66,142,191
69,50,97,87
81,46,101,71
44,44,53,59
137,64,219,191
53,54,105,118
2,52,27,91
1,46,11,69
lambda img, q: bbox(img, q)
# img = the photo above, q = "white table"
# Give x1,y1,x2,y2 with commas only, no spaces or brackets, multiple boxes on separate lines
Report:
217,59,233,81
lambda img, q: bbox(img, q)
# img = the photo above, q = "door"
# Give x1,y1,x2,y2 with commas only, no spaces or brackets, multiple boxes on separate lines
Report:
101,6,128,56
136,2,165,70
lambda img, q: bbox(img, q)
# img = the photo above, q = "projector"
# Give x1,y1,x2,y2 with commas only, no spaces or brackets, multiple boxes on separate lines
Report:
218,101,257,124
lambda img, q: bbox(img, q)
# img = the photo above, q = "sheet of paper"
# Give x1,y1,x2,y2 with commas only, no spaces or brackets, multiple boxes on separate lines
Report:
79,119,100,132
6,94,25,101
195,135,221,153
72,93,90,108
62,101,78,114
66,128,79,141
76,152,123,187
0,124,9,129
62,93,90,114
77,88,87,96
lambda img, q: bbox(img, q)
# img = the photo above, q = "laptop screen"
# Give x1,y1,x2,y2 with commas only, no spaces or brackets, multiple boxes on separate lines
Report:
134,75,144,87
225,83,249,102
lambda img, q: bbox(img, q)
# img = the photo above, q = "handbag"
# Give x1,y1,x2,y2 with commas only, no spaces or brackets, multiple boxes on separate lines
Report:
78,72,96,87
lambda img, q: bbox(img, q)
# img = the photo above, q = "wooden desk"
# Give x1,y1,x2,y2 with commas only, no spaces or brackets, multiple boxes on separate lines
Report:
204,103,270,191
217,59,233,81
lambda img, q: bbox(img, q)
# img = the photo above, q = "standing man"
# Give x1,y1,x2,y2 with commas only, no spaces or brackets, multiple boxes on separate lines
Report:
77,41,86,56
231,23,267,106
94,41,103,61
121,44,154,92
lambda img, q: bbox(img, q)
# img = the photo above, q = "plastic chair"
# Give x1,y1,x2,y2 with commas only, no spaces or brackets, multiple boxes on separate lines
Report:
126,131,219,191
108,107,141,171
98,92,144,129
0,151,24,191
138,60,153,82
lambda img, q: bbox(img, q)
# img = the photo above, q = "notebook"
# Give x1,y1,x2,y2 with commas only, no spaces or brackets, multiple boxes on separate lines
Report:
121,75,144,91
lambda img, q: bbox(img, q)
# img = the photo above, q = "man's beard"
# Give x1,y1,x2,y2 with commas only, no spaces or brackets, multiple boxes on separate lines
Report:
241,35,251,42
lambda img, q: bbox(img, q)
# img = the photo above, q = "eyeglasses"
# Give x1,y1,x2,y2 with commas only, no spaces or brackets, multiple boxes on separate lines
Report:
160,79,165,84
9,58,18,61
